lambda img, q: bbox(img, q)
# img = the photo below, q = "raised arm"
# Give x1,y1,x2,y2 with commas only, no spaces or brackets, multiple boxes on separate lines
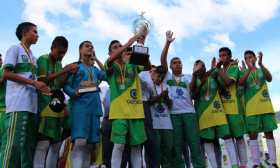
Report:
160,30,175,69
107,35,139,67
258,52,272,82
239,59,255,85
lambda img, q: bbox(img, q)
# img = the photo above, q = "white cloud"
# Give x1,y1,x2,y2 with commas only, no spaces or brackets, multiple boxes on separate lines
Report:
203,33,235,53
23,0,84,35
22,0,280,42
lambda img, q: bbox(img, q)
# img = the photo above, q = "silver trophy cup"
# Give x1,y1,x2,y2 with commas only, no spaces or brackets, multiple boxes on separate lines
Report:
130,13,151,66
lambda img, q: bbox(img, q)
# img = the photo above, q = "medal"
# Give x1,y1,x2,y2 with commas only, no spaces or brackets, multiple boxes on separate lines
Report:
252,70,260,90
119,84,125,90
116,62,126,91
21,43,36,79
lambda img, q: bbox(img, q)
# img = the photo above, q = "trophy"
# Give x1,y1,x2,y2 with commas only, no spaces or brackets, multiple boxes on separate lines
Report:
130,12,151,66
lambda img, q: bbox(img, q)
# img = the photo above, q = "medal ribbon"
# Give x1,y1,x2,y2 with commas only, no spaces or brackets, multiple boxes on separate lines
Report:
116,62,126,86
21,43,36,77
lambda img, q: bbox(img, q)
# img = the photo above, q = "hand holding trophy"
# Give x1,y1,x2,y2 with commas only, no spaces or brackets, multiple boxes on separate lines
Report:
130,12,151,66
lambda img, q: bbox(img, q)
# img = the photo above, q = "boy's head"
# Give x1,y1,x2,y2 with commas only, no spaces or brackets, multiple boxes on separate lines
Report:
170,57,182,75
193,59,206,75
16,22,38,44
51,36,68,61
122,47,132,63
244,50,257,65
79,41,93,61
108,40,121,55
219,47,232,64
151,65,167,85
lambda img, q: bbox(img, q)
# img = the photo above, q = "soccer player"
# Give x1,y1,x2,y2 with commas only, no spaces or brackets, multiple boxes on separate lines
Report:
0,22,50,168
105,35,150,168
239,50,278,168
64,41,106,168
190,59,239,168
146,65,174,168
33,36,78,168
216,47,247,168
161,31,206,168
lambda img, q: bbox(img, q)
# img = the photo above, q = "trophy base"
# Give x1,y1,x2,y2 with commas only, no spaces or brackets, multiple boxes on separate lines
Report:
78,87,98,93
130,45,150,66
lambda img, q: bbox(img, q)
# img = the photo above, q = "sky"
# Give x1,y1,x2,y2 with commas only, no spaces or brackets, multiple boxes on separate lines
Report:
0,0,279,110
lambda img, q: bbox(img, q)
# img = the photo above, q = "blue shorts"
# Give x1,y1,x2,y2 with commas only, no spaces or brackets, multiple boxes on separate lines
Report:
70,94,102,144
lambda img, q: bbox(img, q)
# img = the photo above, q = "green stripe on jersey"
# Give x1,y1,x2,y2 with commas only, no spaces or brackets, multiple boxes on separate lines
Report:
166,80,187,88
14,63,35,73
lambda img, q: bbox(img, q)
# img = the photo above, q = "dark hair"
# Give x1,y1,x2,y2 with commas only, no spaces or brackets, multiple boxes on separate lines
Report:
51,36,68,49
155,65,168,83
155,65,167,74
244,50,256,58
194,59,205,65
219,47,232,58
170,57,181,64
78,40,92,60
108,40,120,53
16,22,37,40
79,40,91,50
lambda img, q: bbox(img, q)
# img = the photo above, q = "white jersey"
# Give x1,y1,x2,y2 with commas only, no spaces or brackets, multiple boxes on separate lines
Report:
144,74,173,129
4,44,38,113
139,71,153,101
166,72,195,114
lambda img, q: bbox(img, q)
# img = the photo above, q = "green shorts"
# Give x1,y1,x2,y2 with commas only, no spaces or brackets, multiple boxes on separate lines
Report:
154,129,174,168
227,114,246,138
245,113,277,133
0,112,37,168
111,119,146,145
0,110,6,146
200,124,230,140
39,116,65,141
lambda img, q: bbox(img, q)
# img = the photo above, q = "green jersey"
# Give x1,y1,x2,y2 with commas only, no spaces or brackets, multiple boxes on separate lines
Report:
195,75,227,130
240,68,274,116
37,54,64,118
104,61,144,119
217,64,242,115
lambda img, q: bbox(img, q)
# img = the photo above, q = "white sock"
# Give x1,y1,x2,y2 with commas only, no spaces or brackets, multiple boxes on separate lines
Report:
224,139,238,166
236,138,248,166
71,139,88,168
111,144,125,168
46,142,62,168
266,139,276,164
33,140,50,168
131,145,142,168
249,140,261,165
204,142,217,168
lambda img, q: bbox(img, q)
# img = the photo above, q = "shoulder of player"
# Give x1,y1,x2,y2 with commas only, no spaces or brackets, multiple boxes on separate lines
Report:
37,54,49,61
